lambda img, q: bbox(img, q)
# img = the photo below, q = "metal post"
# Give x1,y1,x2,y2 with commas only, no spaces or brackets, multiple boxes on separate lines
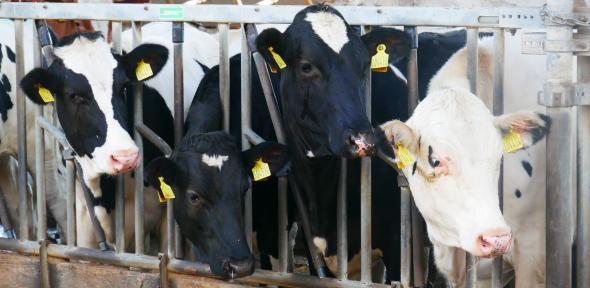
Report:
218,23,230,132
491,28,505,288
240,25,253,250
112,20,126,254
34,23,47,242
132,21,145,255
15,19,29,241
360,26,372,284
337,158,348,280
65,159,76,247
465,27,479,288
544,1,575,287
399,176,412,288
577,24,590,288
172,21,184,260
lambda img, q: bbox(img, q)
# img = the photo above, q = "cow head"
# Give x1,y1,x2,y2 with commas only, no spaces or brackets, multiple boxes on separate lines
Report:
256,5,410,158
380,92,550,258
146,132,289,279
21,32,167,180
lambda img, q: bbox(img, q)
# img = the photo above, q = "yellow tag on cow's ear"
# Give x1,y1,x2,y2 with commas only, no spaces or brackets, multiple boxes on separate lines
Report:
268,47,287,69
370,44,389,73
503,129,524,153
157,176,175,202
38,86,55,103
395,143,414,169
136,59,154,81
252,158,272,181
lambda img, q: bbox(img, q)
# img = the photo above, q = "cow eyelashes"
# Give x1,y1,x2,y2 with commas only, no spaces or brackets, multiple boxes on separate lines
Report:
187,190,201,206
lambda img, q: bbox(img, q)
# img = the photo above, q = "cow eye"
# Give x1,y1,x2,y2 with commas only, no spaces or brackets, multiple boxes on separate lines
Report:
432,160,440,167
69,93,85,105
299,60,315,76
187,190,200,205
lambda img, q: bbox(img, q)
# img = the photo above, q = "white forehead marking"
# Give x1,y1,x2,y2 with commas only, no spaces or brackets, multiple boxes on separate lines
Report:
306,150,315,158
202,154,229,171
305,11,349,53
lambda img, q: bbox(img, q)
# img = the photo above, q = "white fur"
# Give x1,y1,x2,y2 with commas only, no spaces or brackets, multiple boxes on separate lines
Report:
306,150,315,158
313,236,327,255
390,64,407,84
305,12,349,54
201,154,229,171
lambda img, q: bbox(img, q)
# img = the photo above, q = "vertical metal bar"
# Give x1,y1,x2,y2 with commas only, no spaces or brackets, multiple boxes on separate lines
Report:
39,240,50,288
66,159,75,246
360,26,372,284
465,27,479,288
172,21,185,260
132,21,145,255
219,23,230,132
34,23,47,242
337,158,348,280
15,19,29,241
240,25,253,250
111,20,126,254
400,181,412,288
545,1,575,287
577,24,590,288
491,28,505,288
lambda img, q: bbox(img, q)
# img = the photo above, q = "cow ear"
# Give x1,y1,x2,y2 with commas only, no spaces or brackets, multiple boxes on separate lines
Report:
361,27,411,65
121,43,169,82
242,142,290,180
379,119,419,152
20,68,60,106
256,28,286,72
145,157,179,192
494,111,551,153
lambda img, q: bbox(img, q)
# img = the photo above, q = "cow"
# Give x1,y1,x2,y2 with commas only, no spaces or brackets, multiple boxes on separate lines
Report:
379,31,550,287
145,61,290,279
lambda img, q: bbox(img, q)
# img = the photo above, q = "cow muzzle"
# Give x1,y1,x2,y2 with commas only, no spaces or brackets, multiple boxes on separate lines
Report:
347,131,377,157
475,228,512,258
110,149,140,173
221,256,255,279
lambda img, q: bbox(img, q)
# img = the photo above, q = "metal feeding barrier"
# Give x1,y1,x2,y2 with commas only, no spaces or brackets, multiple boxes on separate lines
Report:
0,2,586,288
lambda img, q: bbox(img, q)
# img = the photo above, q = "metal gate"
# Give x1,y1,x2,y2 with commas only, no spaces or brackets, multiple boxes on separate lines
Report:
0,1,585,287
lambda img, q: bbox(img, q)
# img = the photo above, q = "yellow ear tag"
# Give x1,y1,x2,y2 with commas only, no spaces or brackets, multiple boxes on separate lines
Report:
370,44,389,73
268,47,287,69
38,86,55,103
157,176,175,203
252,158,272,182
395,144,414,169
503,128,524,153
135,59,154,81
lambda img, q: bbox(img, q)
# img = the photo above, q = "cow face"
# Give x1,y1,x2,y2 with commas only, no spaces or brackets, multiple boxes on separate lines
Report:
256,5,410,158
21,32,167,179
380,92,550,258
146,132,289,279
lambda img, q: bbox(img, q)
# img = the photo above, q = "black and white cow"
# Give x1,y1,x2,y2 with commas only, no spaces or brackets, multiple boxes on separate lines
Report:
145,62,290,279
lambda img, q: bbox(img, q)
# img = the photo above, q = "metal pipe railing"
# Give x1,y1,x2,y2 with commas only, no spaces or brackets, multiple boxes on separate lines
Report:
360,26,372,284
336,157,347,280
172,21,184,261
491,27,505,288
15,19,29,241
132,21,145,255
240,24,253,250
34,20,47,243
219,23,230,132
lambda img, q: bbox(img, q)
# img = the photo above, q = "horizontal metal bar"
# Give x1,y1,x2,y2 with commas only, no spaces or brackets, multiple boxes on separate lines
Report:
135,123,173,157
244,128,265,145
0,3,543,28
36,116,69,148
0,239,397,288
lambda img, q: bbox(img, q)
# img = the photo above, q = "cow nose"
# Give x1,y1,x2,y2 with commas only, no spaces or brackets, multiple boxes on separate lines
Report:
476,229,512,258
348,132,377,157
110,150,140,173
221,257,255,279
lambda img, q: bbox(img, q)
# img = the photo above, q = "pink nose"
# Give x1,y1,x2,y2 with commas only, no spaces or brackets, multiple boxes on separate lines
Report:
110,150,140,173
476,229,512,258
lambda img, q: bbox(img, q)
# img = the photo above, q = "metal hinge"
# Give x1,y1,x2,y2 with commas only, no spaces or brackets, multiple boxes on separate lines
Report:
522,32,590,55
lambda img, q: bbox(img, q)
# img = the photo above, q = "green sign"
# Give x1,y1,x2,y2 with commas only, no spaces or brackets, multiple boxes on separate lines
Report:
160,7,184,20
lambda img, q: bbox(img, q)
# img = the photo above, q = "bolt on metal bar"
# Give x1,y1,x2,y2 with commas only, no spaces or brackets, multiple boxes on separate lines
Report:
15,19,29,241
491,27,505,288
545,1,575,287
240,25,253,250
172,21,184,260
360,25,372,284
219,23,230,132
111,20,126,254
577,25,590,288
65,159,76,246
132,21,145,255
465,27,479,288
337,157,348,280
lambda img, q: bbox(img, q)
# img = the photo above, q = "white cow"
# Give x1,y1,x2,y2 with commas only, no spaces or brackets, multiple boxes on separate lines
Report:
381,32,549,287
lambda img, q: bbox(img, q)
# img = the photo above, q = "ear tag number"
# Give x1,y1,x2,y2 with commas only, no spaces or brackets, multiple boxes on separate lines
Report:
503,128,524,153
38,86,55,103
371,44,389,73
252,158,272,181
136,59,154,81
395,143,414,169
268,47,287,69
157,176,175,203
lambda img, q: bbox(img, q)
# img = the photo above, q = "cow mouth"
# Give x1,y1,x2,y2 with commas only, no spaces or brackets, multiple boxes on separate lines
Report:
346,133,377,157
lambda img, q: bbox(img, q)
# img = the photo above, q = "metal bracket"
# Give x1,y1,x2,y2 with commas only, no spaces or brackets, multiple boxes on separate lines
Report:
522,32,590,55
62,147,76,161
538,83,576,107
